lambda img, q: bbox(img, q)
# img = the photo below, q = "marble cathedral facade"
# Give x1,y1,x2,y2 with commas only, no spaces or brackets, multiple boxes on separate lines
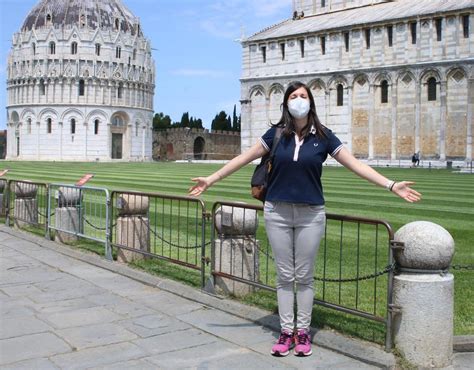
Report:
240,0,474,162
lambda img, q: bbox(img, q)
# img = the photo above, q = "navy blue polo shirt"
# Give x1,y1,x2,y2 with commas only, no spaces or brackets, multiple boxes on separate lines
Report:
259,126,343,205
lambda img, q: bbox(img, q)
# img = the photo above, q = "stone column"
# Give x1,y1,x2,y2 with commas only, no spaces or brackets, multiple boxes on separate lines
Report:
415,80,421,153
439,80,447,161
213,205,260,297
55,187,82,243
368,83,375,159
393,221,455,368
466,78,473,161
391,80,398,160
116,194,150,263
346,85,353,153
13,182,38,228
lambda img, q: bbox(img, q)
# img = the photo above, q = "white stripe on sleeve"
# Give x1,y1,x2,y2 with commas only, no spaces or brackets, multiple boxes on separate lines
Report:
259,137,270,152
330,144,343,157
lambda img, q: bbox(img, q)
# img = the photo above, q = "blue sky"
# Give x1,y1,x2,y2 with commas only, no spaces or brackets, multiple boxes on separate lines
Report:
0,0,291,129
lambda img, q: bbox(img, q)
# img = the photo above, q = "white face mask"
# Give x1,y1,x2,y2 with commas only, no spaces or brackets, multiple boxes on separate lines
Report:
288,97,310,119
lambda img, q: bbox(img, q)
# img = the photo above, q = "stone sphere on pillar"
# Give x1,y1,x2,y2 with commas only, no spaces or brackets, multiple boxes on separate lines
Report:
394,221,454,270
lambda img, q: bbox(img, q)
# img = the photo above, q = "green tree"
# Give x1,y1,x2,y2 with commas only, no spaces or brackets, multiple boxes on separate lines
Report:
211,111,229,131
153,112,172,130
180,112,190,128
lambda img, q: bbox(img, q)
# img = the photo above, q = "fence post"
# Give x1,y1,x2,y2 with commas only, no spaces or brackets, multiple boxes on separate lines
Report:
392,221,455,368
116,194,150,263
13,182,38,228
213,205,259,297
54,187,82,243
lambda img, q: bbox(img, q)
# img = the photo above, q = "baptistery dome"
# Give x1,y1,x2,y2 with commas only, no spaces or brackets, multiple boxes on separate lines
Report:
6,0,155,161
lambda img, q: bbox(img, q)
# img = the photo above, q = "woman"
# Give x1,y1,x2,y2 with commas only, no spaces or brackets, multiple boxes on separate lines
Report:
189,81,421,357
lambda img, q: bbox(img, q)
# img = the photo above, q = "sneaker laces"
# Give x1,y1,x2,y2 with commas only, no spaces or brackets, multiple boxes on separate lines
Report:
296,331,310,345
278,331,293,344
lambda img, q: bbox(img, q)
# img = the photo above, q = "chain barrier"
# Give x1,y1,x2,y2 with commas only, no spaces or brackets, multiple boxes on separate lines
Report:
313,262,396,283
450,264,474,271
141,217,210,250
83,216,107,231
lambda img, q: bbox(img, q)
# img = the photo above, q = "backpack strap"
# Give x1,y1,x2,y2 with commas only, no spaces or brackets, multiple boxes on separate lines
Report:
269,127,283,159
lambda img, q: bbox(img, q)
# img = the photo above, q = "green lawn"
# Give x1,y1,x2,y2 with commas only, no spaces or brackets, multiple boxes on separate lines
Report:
1,160,472,340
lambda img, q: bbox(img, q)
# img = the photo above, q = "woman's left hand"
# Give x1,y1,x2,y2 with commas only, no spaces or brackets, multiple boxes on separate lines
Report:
392,181,421,203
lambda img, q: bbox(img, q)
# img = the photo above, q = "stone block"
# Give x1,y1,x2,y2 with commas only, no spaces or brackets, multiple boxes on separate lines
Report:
214,237,260,297
13,182,38,198
57,187,82,207
13,198,38,228
116,216,150,263
55,207,81,243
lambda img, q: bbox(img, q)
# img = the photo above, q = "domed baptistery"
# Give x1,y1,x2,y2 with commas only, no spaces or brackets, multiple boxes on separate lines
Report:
6,0,155,161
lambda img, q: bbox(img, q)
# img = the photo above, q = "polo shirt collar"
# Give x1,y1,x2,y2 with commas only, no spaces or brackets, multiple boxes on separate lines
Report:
291,125,317,135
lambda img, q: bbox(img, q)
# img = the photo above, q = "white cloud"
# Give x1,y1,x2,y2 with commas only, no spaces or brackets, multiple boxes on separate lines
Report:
171,68,230,78
199,0,291,40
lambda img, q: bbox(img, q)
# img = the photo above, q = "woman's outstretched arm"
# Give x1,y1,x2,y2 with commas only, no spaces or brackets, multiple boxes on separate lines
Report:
333,147,421,203
189,141,268,197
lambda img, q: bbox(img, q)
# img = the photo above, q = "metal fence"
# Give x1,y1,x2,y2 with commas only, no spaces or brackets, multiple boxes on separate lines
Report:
210,201,396,350
46,184,112,258
6,180,49,233
0,179,8,218
110,190,208,287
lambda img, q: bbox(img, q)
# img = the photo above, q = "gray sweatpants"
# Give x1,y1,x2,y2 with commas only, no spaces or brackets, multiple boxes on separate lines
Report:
264,201,325,331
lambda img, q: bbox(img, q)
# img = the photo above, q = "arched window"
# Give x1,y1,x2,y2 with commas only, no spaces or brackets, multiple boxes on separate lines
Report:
46,14,52,25
70,118,76,134
78,79,85,96
39,79,45,95
133,49,137,60
116,47,121,58
80,14,86,27
32,43,36,55
427,77,437,101
336,84,344,106
115,18,120,30
71,42,77,55
47,118,52,134
381,80,389,104
135,123,139,137
112,116,124,126
117,83,123,99
27,118,32,134
49,41,56,55
95,43,101,56
94,119,99,135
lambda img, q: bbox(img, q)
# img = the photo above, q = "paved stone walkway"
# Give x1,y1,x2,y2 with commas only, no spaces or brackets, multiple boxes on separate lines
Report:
1,228,471,369
0,229,380,369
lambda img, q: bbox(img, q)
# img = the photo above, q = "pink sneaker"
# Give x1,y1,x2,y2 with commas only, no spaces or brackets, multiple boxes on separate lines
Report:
294,329,312,356
271,330,294,357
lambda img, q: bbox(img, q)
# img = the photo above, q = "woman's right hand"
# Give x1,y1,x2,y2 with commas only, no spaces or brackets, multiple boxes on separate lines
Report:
188,177,211,197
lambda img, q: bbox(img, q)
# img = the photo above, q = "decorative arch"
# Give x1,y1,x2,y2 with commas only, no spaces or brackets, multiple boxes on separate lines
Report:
420,68,442,83
20,108,36,121
85,109,108,124
352,73,369,87
308,78,327,91
268,84,284,124
396,70,417,85
61,108,84,122
327,74,348,89
249,85,265,99
10,111,20,123
446,66,467,83
38,108,58,122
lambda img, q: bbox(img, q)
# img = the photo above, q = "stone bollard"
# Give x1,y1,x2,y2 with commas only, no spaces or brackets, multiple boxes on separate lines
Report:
213,205,260,297
116,194,150,263
393,221,455,368
55,187,82,243
0,181,5,216
13,182,38,228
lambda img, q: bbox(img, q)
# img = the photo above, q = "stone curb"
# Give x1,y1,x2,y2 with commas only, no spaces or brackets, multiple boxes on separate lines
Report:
0,225,397,368
454,336,474,353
